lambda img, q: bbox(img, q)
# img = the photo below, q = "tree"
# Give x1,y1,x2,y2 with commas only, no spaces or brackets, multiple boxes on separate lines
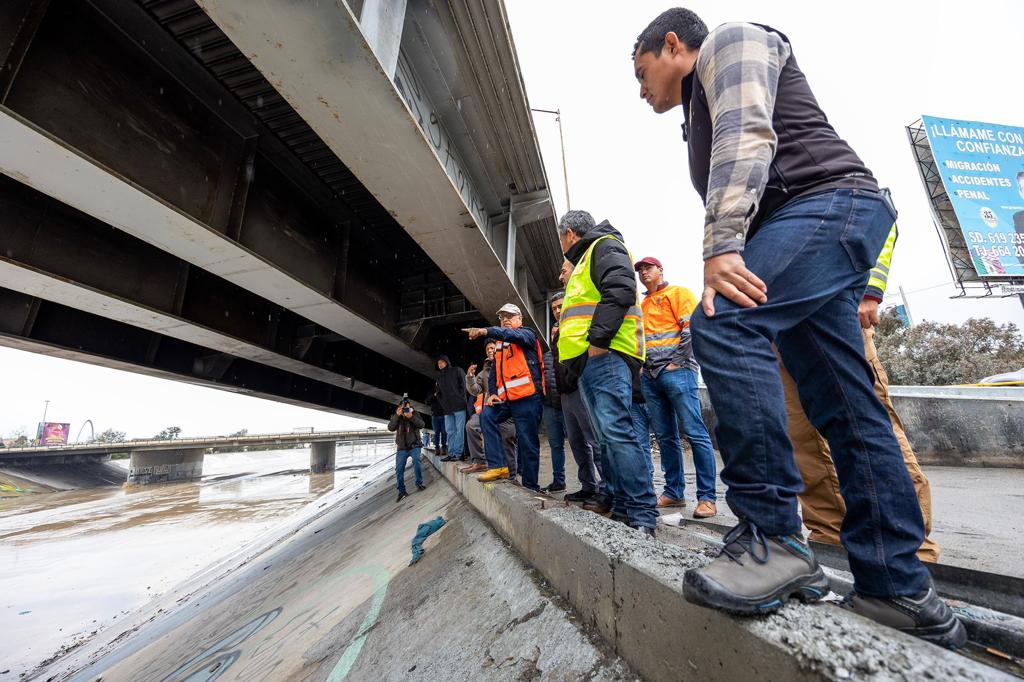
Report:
874,313,1024,385
229,429,249,437
154,426,182,440
92,428,127,443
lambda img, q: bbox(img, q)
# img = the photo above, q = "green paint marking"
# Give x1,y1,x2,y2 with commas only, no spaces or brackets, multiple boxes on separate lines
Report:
327,565,390,681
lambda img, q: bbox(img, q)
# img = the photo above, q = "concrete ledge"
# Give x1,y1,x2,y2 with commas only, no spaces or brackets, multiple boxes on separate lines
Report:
429,454,1009,681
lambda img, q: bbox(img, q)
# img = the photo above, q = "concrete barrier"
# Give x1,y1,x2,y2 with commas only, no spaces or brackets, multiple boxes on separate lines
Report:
430,454,1008,681
699,386,1024,468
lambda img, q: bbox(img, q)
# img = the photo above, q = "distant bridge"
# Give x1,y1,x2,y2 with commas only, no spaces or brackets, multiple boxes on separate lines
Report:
0,429,398,485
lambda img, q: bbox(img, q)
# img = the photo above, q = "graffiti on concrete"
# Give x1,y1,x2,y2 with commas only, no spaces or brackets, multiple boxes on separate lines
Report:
394,53,489,230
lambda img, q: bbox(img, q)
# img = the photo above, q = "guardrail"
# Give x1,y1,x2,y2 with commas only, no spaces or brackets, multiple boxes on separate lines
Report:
0,429,390,457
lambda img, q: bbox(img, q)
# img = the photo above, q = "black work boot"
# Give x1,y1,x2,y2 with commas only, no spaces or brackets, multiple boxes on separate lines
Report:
683,520,828,614
582,494,612,516
396,491,408,503
840,586,967,649
564,489,594,503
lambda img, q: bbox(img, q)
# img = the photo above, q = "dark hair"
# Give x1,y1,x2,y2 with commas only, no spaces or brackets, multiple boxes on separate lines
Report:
548,290,566,303
632,8,708,58
557,210,596,237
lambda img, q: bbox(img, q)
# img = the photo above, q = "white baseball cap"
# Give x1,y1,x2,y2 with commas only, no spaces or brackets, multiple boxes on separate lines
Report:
497,303,522,316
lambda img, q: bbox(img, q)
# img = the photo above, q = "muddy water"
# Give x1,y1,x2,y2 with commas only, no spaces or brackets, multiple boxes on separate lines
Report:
0,444,393,678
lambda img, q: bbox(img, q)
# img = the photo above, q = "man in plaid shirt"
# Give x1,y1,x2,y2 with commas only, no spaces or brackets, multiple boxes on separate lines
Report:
631,8,964,648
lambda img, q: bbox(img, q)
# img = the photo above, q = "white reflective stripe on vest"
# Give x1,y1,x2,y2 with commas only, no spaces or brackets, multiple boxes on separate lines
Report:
495,375,532,396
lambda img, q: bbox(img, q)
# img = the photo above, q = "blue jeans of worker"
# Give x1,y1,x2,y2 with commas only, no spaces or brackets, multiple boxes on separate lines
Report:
443,411,466,457
691,188,928,598
579,353,659,529
561,391,602,494
395,447,422,493
630,402,654,479
642,368,717,502
482,394,543,490
431,415,447,450
543,405,566,486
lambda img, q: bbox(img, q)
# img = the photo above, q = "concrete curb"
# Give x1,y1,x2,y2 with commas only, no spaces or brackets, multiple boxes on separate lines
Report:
428,454,1009,681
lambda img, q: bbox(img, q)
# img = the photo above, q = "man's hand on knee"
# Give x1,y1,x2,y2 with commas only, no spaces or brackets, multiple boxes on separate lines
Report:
702,253,768,316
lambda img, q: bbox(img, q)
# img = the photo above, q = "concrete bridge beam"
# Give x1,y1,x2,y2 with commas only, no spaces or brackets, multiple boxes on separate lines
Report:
309,441,336,474
126,448,205,486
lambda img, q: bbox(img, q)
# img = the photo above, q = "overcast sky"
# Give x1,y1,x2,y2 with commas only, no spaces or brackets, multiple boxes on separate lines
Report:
3,1,1023,440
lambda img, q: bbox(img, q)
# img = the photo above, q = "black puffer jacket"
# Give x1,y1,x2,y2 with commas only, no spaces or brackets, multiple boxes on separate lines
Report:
542,350,560,407
388,410,425,450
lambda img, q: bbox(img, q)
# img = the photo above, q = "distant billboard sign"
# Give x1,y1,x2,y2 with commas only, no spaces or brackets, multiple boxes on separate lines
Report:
922,115,1024,278
39,422,70,446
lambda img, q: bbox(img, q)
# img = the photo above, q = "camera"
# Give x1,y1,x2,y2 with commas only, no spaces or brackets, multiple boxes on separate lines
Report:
401,392,413,412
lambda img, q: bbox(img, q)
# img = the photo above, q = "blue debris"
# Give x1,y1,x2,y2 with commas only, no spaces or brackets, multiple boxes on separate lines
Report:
409,516,446,565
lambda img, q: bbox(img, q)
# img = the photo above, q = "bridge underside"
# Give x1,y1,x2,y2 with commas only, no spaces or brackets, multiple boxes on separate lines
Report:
0,0,561,419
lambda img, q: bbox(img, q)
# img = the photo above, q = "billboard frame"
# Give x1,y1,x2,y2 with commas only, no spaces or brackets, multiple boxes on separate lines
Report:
906,119,1024,299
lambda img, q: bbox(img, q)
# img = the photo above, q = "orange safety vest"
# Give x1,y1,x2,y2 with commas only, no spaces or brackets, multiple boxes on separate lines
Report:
494,336,545,402
474,392,484,414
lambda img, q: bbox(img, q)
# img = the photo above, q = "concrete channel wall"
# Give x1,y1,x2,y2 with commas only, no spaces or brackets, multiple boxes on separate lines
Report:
429,454,1006,681
699,386,1024,468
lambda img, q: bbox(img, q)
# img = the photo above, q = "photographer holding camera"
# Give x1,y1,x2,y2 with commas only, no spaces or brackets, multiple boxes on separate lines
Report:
389,394,426,502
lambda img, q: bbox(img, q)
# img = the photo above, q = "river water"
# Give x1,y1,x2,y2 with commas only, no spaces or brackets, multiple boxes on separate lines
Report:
0,443,394,678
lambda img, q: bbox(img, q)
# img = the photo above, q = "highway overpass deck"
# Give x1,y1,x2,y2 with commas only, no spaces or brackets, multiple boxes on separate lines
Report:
0,0,563,420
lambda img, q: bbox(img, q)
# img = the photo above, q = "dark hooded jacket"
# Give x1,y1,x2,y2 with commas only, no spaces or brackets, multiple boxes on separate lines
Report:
561,220,642,389
435,354,468,414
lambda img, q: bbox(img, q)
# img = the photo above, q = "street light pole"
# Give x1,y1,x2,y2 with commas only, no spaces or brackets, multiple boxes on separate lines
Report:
531,107,571,212
40,399,50,425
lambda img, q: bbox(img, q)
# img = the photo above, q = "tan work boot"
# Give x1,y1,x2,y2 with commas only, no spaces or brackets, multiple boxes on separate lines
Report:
460,463,487,474
693,500,717,518
656,495,685,508
477,467,509,482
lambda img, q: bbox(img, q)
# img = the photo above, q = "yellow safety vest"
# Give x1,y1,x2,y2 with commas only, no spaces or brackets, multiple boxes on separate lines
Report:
558,235,646,361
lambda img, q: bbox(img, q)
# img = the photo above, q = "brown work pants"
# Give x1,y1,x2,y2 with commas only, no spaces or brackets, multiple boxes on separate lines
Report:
781,327,939,562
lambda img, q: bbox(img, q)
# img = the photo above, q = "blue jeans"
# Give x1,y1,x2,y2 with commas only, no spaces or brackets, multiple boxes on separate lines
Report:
691,188,928,598
431,415,447,450
395,447,422,493
641,368,717,502
443,411,466,457
482,394,542,490
543,404,566,486
629,402,654,479
579,353,658,529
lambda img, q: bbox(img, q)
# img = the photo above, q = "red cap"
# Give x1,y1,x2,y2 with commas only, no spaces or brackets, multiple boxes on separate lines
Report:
634,256,663,272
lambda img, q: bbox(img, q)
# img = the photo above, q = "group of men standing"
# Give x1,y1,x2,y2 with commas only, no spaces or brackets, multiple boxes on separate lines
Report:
398,5,965,651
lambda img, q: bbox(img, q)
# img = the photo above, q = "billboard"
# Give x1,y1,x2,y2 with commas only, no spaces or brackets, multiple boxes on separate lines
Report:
39,422,70,446
922,115,1024,278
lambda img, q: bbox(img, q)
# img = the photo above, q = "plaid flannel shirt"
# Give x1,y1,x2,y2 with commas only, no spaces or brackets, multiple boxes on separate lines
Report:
695,23,792,260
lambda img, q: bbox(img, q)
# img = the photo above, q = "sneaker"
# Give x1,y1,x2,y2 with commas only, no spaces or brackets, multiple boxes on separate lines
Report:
543,482,567,493
477,467,510,482
656,495,686,508
396,491,408,503
693,500,717,519
683,520,829,615
840,586,967,649
416,483,426,491
564,489,595,503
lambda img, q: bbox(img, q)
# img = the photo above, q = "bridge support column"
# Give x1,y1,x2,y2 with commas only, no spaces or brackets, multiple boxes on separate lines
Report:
126,448,205,486
310,441,336,473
